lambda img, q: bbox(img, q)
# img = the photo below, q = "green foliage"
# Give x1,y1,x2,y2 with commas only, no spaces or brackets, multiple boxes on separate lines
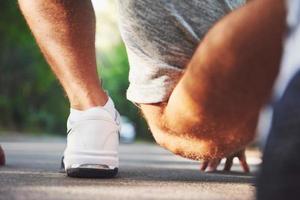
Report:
99,44,153,141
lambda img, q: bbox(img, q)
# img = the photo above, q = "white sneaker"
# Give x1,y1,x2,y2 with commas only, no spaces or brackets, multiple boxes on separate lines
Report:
62,98,120,178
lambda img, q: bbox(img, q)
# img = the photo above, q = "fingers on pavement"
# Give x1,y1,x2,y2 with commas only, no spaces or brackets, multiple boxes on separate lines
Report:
238,153,250,173
207,159,221,172
200,161,209,171
223,157,234,171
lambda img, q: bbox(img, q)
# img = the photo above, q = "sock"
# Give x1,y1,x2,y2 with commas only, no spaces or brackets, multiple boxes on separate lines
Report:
68,98,116,128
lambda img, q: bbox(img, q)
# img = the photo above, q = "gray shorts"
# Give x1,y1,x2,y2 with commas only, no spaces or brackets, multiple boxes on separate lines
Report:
117,0,245,104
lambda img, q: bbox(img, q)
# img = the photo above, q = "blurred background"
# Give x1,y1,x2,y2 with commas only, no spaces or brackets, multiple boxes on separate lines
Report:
0,0,152,142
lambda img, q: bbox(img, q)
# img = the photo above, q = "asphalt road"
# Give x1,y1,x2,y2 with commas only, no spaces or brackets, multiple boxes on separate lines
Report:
0,134,259,200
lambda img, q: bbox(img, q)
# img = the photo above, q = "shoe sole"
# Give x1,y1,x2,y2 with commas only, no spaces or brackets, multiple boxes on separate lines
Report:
66,167,118,178
61,157,118,178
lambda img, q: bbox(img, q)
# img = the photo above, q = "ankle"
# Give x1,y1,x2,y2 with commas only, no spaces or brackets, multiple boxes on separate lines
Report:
69,89,108,110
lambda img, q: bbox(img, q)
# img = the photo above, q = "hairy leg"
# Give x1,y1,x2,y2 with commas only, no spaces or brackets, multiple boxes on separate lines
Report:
141,0,286,160
18,0,107,110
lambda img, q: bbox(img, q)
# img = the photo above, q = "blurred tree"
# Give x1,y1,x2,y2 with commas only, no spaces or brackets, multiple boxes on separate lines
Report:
99,43,153,141
94,0,153,141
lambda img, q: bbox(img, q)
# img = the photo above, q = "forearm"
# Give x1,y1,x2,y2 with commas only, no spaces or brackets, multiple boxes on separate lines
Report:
142,102,257,160
151,0,286,159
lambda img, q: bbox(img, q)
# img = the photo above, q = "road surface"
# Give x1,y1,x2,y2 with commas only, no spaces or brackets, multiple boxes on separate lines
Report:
0,134,259,200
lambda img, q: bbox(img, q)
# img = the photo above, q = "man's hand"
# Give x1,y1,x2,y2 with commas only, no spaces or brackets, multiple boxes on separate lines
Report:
200,149,249,172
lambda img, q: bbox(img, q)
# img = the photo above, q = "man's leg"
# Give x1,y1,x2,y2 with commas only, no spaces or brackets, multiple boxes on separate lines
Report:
18,0,107,110
18,0,120,178
141,0,286,160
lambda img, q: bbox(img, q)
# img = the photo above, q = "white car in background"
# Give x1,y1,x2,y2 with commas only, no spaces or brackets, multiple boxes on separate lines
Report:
120,116,136,143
